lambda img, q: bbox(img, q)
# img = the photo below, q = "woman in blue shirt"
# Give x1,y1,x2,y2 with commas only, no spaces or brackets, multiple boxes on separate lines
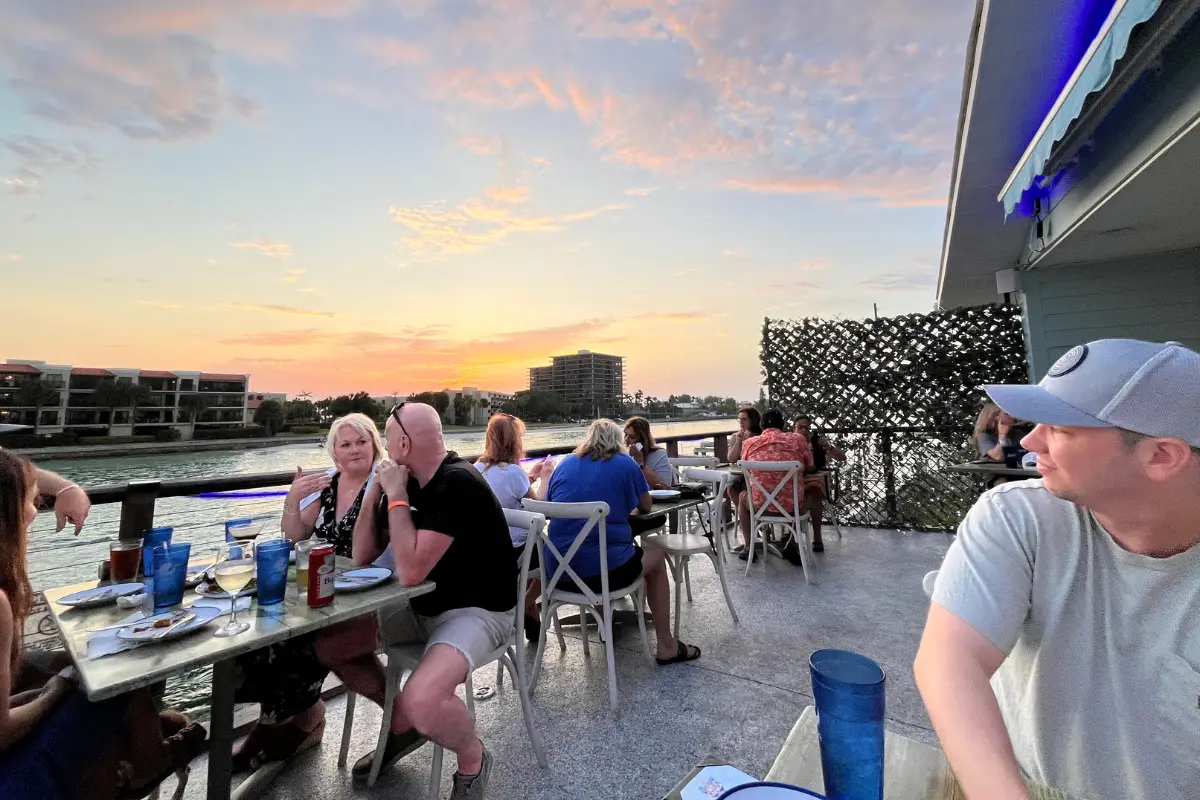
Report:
545,419,700,665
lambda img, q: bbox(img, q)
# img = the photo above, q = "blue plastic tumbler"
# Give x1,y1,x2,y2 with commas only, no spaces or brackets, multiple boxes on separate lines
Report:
809,649,886,800
151,542,191,610
255,539,291,606
141,527,173,577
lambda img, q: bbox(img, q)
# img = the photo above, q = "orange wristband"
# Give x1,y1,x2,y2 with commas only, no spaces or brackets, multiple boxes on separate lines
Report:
387,499,410,511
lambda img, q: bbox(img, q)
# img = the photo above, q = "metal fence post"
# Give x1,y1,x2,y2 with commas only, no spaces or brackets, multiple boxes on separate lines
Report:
712,434,729,463
880,429,899,525
118,480,161,541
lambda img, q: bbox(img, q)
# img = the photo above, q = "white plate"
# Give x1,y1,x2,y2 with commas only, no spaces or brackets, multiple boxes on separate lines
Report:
648,489,681,501
59,583,145,608
194,581,256,599
335,567,392,592
117,606,222,643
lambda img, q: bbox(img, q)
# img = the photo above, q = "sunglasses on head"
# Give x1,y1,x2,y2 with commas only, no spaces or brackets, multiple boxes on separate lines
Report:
389,403,409,440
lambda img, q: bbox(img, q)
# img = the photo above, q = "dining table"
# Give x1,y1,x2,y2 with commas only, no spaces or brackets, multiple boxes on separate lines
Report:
946,459,1040,480
767,705,1077,799
43,557,433,800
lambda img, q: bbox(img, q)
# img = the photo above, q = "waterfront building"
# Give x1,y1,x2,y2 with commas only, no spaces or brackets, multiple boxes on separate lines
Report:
527,350,625,418
247,392,288,412
446,387,515,426
0,360,251,438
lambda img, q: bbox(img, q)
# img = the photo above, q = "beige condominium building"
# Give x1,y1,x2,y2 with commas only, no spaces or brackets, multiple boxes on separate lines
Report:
0,359,252,439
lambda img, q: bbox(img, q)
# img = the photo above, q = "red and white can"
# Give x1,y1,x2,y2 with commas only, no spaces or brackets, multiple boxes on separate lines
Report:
306,544,336,607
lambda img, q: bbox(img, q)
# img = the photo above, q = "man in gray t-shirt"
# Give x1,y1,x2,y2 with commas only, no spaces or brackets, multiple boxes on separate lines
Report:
916,339,1200,800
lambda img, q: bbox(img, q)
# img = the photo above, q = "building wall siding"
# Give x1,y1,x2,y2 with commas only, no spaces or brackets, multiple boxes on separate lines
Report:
1021,249,1200,379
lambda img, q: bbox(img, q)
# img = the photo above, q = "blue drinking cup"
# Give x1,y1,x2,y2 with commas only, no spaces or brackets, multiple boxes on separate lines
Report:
150,542,191,610
809,649,886,800
255,539,290,606
141,527,173,577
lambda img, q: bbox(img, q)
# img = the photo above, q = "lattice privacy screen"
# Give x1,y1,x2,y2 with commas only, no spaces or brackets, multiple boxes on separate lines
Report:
761,304,1029,530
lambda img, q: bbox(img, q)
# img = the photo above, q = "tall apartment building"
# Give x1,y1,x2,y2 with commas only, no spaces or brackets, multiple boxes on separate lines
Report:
0,360,252,439
527,350,624,418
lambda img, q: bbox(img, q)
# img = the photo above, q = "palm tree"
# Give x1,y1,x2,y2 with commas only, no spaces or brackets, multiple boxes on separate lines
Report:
90,381,152,435
178,394,211,440
15,378,61,434
125,383,152,426
90,381,124,435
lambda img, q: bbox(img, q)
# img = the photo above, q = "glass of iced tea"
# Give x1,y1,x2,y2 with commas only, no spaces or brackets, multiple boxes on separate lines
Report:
212,542,255,637
109,540,143,583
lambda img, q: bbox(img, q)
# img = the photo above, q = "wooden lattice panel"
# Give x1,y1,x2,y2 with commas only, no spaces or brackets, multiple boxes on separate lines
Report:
762,304,1029,530
761,304,1028,429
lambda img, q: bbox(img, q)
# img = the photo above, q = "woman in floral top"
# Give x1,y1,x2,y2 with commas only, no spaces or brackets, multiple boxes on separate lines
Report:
231,413,383,771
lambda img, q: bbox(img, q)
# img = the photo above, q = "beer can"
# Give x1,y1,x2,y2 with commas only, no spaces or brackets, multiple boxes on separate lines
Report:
307,544,336,607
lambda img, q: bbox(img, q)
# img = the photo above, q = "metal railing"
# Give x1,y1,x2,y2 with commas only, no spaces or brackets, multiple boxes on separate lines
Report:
820,426,978,531
44,430,735,539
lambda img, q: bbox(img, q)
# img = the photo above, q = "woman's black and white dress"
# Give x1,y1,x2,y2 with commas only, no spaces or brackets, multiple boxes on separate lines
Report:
232,473,366,721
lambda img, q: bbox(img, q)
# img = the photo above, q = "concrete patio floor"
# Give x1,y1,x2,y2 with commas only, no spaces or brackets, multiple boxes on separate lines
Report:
177,526,954,799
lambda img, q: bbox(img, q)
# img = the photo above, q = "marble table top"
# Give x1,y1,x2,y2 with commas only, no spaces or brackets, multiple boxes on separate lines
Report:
44,557,433,701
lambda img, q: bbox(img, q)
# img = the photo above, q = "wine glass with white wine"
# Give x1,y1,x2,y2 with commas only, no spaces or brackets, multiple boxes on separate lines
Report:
212,541,256,637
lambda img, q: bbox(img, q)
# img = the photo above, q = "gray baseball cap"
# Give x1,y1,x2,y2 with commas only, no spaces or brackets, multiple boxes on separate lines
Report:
984,339,1200,448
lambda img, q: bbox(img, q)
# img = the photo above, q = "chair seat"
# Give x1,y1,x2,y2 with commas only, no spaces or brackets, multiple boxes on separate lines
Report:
641,533,713,555
547,574,644,606
383,642,428,667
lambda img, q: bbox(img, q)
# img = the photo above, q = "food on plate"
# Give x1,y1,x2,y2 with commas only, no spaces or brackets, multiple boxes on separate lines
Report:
133,617,175,633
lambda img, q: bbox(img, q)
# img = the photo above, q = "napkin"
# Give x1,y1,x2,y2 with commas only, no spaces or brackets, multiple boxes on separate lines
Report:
192,596,252,616
87,610,155,659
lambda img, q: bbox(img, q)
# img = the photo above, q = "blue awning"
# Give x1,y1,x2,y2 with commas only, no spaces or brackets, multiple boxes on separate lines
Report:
999,0,1163,216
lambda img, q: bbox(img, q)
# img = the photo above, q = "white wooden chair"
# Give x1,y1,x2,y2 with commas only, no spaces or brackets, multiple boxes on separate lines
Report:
922,570,938,600
668,456,720,535
641,468,739,638
741,460,814,583
668,455,719,478
520,498,656,712
336,512,548,792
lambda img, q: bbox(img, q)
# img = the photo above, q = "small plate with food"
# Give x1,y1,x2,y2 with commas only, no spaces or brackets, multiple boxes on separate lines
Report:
116,606,221,643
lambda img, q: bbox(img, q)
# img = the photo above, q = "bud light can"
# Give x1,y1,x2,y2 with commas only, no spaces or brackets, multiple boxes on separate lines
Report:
307,544,336,607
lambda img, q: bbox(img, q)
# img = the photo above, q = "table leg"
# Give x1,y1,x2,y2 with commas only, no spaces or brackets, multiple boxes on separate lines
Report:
207,659,236,800
668,509,679,535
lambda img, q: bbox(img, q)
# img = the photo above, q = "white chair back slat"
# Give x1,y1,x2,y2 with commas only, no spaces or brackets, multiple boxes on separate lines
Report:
521,499,611,607
740,460,802,519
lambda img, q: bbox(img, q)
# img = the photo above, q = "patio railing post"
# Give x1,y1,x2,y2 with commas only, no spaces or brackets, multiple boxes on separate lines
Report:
665,440,680,458
118,480,161,541
879,428,899,525
712,433,729,463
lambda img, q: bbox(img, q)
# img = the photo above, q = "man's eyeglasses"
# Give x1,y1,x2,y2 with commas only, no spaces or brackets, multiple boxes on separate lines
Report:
389,402,409,440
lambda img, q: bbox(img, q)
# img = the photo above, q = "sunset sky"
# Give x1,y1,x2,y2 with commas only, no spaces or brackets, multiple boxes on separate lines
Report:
1,0,974,399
